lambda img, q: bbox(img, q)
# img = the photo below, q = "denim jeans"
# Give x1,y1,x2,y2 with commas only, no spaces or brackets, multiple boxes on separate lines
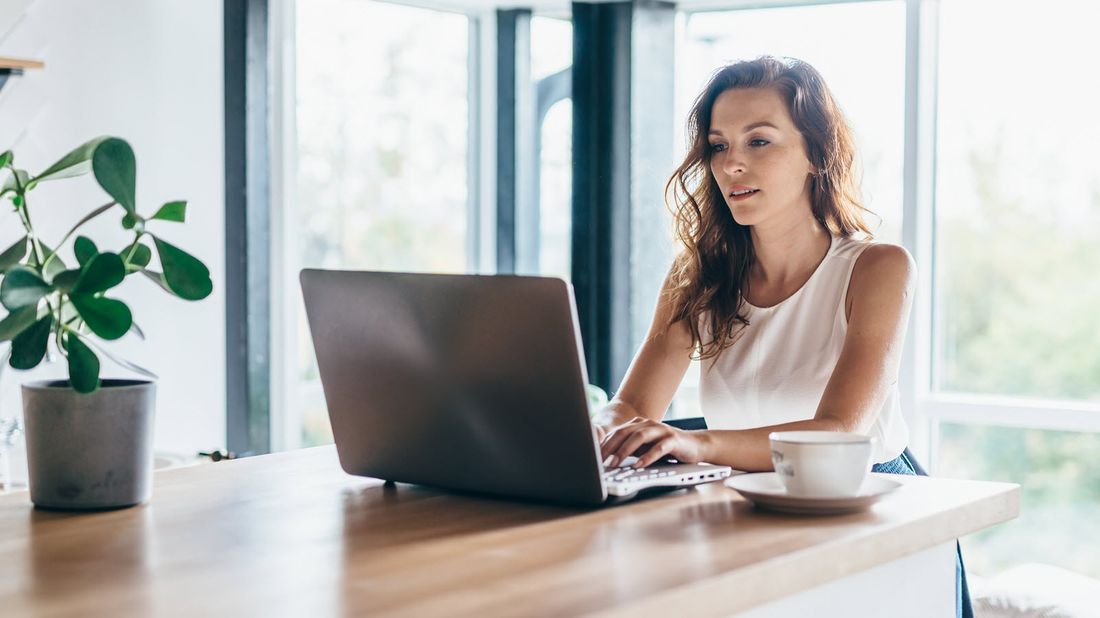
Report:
873,449,974,618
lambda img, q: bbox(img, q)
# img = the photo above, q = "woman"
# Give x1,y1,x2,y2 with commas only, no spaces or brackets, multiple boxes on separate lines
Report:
593,56,971,617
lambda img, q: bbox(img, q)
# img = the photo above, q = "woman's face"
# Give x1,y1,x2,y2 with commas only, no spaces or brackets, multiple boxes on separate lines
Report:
706,87,815,227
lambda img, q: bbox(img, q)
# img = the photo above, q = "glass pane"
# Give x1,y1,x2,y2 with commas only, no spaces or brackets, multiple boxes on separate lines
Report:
672,2,905,416
538,99,572,281
295,0,470,446
933,0,1100,401
532,16,573,281
939,423,1100,578
677,1,906,244
531,15,572,81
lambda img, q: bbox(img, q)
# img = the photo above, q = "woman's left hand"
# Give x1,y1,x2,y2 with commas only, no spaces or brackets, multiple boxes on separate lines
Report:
599,418,710,468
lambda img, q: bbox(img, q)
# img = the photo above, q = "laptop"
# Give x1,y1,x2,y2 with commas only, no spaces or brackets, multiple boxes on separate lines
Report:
299,269,733,506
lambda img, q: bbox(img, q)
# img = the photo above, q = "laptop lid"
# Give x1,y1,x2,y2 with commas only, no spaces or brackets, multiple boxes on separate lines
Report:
300,269,608,505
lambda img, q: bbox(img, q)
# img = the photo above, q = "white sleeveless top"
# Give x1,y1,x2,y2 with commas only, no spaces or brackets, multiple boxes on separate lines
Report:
698,234,908,464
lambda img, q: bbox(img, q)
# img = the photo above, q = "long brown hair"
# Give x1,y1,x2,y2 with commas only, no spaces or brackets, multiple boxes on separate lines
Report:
665,56,875,359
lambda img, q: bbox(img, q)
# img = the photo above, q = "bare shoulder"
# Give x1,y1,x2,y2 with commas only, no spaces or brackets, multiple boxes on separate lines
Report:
845,243,916,319
852,242,916,289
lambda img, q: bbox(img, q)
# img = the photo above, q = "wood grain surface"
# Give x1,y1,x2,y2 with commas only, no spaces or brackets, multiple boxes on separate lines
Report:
0,446,1018,617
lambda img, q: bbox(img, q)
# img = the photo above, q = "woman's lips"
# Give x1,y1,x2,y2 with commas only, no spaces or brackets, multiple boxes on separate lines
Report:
730,189,759,202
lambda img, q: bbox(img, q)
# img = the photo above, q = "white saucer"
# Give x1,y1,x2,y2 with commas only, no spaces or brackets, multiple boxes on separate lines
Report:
724,472,903,515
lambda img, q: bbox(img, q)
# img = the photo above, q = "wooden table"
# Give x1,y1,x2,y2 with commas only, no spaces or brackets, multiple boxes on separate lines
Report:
0,446,1018,617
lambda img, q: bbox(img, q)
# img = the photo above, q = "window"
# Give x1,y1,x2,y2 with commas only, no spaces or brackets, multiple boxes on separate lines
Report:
537,98,572,281
931,0,1100,579
933,0,1100,402
671,1,906,417
291,0,471,447
531,15,573,281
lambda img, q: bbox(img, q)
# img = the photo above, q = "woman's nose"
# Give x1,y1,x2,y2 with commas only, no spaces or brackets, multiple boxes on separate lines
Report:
722,149,745,175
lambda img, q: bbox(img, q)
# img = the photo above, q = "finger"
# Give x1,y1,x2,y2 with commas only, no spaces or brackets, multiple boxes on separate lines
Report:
600,424,639,462
634,438,674,469
600,419,647,456
593,424,607,442
612,426,666,466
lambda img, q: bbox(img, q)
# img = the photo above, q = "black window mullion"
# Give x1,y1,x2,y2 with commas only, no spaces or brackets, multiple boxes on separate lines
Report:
224,0,271,456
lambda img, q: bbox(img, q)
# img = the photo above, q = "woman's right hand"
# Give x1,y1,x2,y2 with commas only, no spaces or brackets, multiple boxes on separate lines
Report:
593,423,608,443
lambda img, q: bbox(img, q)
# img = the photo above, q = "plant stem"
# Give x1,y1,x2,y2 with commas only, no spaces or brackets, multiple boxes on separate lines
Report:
123,233,145,263
54,297,66,356
11,176,45,268
42,200,117,271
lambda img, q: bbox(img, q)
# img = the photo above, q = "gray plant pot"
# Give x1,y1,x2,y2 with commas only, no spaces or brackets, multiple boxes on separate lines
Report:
22,379,156,510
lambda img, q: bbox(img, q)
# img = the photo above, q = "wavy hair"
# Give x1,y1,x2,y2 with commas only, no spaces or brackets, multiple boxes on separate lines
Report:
664,56,876,360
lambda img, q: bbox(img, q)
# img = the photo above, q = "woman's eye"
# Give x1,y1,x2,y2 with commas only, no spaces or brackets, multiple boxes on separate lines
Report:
749,138,769,147
709,142,727,153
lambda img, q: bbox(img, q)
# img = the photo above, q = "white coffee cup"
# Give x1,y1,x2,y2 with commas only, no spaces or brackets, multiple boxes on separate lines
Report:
768,431,875,498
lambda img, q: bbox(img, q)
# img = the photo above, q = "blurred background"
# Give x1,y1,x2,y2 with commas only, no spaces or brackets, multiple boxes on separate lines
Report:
1,0,1097,596
288,0,1100,584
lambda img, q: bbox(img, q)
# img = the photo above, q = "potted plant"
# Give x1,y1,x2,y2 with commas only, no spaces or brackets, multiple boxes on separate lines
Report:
0,137,212,509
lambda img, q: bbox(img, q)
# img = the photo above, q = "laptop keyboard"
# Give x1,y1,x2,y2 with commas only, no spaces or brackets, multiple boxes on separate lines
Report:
602,456,681,484
603,466,680,484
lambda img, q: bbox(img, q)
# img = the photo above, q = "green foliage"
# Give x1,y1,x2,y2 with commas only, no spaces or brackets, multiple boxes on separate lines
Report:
126,244,152,271
73,236,98,266
10,315,52,369
0,305,37,341
0,237,27,272
0,137,213,394
1,267,51,310
151,201,187,223
64,333,100,394
153,237,212,300
91,138,137,213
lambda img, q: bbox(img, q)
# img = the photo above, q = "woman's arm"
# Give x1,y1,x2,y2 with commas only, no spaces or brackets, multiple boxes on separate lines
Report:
591,271,695,434
602,243,917,471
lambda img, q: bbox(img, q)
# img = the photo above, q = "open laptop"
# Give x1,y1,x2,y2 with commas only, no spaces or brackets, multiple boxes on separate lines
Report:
299,269,732,506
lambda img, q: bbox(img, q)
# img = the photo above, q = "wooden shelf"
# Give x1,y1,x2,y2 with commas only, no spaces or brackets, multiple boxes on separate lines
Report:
0,57,44,70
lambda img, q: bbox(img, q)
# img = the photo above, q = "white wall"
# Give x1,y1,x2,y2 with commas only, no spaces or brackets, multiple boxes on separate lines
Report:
0,0,225,473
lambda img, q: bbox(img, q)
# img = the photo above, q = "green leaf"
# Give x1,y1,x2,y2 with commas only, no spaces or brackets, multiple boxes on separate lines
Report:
0,266,51,310
74,236,99,266
0,236,27,272
91,138,136,214
69,294,132,340
0,305,38,341
125,243,152,271
0,150,11,168
65,333,100,394
139,269,173,294
9,314,52,370
1,169,30,196
152,237,212,300
52,268,82,292
151,200,186,222
34,136,114,183
37,241,67,282
71,252,125,295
